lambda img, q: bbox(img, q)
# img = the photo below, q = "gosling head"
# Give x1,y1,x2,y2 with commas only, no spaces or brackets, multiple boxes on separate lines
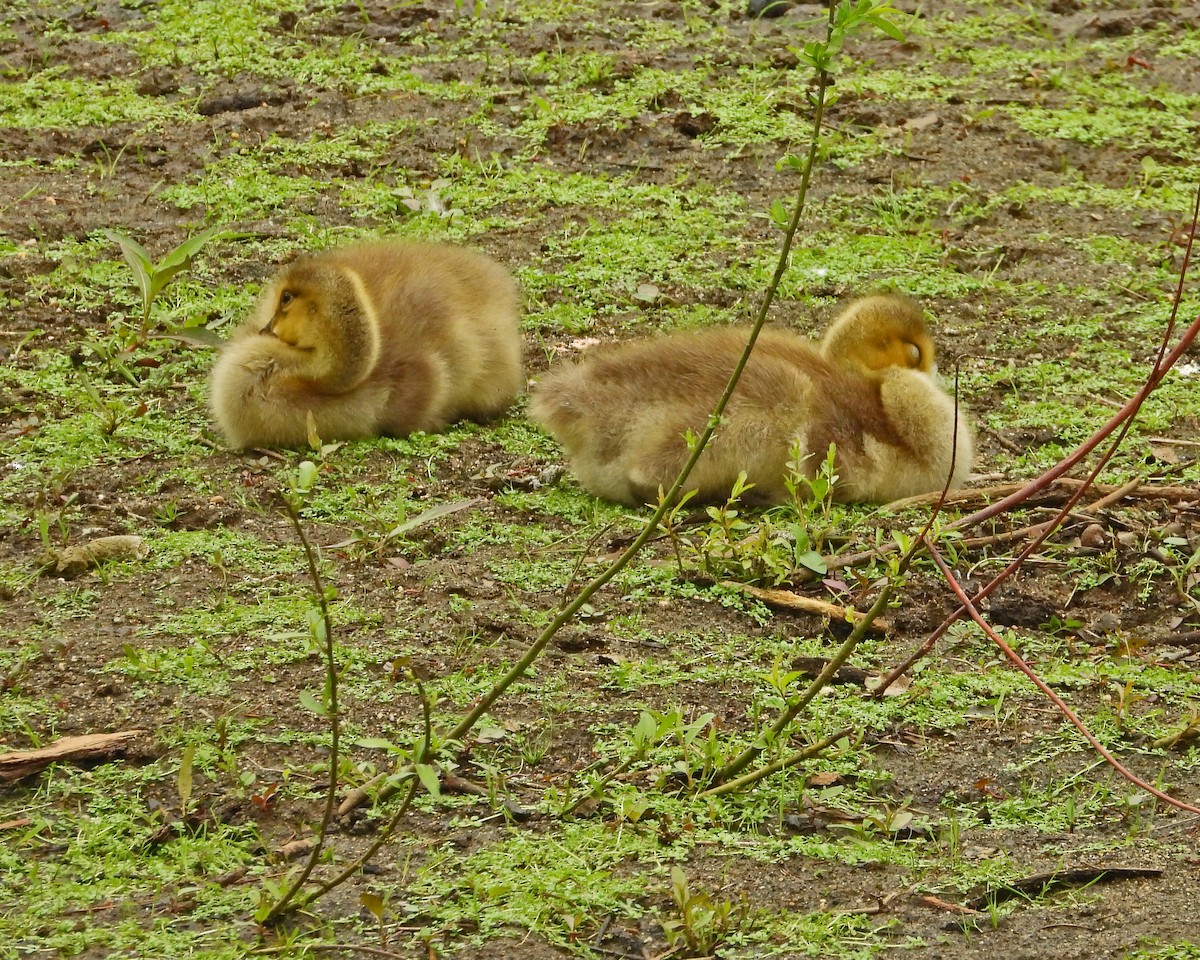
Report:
255,259,378,391
821,294,937,375
259,261,361,349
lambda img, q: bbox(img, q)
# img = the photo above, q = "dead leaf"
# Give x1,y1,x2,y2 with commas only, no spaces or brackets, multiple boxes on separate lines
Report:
42,535,149,578
899,112,941,131
274,838,317,861
1149,442,1181,464
633,282,660,304
865,673,911,697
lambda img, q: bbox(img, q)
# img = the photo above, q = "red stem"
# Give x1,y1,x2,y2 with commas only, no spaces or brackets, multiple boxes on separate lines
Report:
924,536,1200,815
877,181,1200,692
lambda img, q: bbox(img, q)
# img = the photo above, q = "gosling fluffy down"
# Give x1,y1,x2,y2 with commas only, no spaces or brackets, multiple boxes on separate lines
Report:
209,241,523,449
529,295,972,506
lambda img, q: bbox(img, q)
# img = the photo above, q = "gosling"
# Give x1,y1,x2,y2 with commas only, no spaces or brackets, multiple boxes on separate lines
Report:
529,296,972,506
209,241,524,449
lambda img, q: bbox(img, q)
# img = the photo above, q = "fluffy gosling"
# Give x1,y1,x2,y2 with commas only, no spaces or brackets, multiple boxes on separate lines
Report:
209,241,523,449
529,297,972,506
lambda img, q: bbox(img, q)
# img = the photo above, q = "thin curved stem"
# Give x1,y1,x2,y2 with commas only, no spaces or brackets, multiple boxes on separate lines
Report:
925,537,1200,815
444,5,841,750
262,501,342,925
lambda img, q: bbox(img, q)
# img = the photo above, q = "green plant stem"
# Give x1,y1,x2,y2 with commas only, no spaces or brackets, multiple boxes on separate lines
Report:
699,726,853,798
443,1,838,751
708,584,892,786
261,501,342,926
296,683,434,908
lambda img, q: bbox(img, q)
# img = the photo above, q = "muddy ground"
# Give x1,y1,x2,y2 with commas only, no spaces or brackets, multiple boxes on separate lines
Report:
1,1,1199,958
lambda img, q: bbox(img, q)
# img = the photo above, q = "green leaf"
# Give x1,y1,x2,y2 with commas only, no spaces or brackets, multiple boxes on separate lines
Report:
414,763,442,798
149,227,222,299
178,742,195,809
383,497,485,542
157,225,223,273
797,551,827,575
360,892,385,920
103,229,154,313
299,689,327,717
295,460,318,496
633,710,658,746
769,197,790,229
869,15,905,41
157,327,226,349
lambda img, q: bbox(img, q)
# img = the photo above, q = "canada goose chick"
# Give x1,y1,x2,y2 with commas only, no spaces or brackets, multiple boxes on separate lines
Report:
531,328,827,506
814,293,973,500
209,241,524,449
824,366,974,503
819,293,935,374
531,322,973,507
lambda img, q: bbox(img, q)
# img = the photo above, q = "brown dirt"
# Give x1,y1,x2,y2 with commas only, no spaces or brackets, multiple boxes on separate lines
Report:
1,2,1199,958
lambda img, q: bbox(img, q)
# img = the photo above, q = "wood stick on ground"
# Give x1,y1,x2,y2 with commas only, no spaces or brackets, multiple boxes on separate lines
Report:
916,894,982,916
965,865,1164,909
718,581,890,632
883,476,1186,516
0,730,145,783
956,481,1140,551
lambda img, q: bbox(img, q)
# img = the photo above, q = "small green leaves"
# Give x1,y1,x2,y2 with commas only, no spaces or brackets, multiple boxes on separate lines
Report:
102,225,223,334
293,460,319,499
299,689,327,717
769,197,791,230
792,0,906,74
833,0,906,44
414,763,442,799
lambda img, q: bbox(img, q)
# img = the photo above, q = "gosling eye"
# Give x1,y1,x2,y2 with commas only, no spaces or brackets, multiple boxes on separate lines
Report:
279,290,295,309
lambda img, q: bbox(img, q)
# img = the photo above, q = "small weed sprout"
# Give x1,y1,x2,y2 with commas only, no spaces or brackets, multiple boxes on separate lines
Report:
660,866,750,958
78,369,148,435
678,444,842,586
35,498,75,551
784,441,842,559
102,225,222,343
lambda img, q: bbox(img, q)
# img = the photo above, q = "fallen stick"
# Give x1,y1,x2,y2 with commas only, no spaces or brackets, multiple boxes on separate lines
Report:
718,581,889,631
915,893,981,916
0,730,145,783
883,476,1190,515
965,864,1164,909
956,480,1141,551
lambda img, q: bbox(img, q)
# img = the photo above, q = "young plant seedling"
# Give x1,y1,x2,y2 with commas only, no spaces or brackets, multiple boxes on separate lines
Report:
102,225,224,345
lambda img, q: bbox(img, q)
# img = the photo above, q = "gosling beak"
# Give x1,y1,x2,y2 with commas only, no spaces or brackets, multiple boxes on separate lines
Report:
260,317,277,337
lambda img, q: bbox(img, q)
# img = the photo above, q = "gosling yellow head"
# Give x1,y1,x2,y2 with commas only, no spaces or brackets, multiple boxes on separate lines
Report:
820,294,936,375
